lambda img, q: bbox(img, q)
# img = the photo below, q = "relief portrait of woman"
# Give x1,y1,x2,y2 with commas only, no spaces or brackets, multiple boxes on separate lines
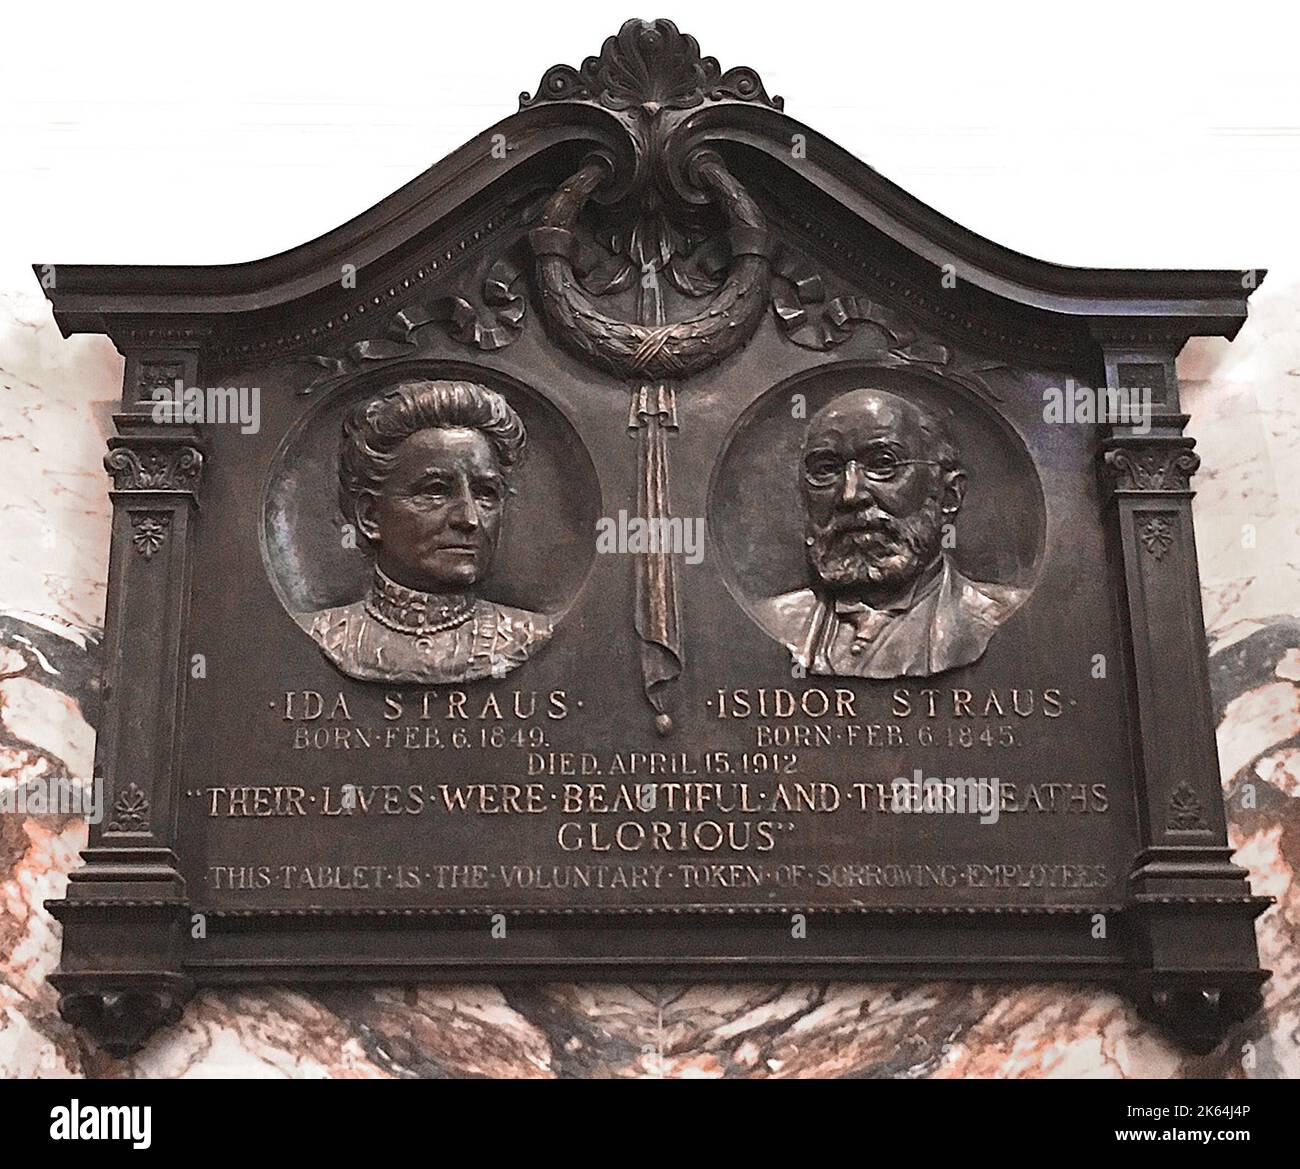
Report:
301,379,553,683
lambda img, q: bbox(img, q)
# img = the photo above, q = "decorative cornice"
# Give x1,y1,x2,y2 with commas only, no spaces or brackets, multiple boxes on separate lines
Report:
1089,321,1195,347
107,323,213,348
766,192,1093,367
212,190,533,366
520,18,782,112
292,253,528,395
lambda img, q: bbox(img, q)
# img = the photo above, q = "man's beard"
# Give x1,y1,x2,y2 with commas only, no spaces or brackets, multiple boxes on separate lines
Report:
807,495,945,593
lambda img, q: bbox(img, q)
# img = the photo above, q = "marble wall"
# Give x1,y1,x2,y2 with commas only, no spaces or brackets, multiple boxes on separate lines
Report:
1,265,1296,1078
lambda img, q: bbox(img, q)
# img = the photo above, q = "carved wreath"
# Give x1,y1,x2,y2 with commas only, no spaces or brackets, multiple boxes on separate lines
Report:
529,150,773,381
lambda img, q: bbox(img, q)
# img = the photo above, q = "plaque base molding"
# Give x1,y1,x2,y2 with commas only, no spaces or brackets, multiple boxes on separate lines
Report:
43,900,1270,1056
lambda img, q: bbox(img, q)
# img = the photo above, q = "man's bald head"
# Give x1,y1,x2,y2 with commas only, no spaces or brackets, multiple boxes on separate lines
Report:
804,388,959,473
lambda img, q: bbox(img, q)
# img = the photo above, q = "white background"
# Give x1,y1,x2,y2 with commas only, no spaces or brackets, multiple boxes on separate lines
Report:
3,0,1298,273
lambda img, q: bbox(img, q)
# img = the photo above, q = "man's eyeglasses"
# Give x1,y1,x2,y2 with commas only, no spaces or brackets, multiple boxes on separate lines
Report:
803,451,941,488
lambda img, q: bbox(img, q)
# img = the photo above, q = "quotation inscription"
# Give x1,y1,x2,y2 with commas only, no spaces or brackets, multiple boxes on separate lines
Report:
192,681,1115,907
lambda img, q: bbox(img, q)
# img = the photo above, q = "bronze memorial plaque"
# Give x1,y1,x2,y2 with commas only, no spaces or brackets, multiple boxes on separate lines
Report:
38,18,1268,1055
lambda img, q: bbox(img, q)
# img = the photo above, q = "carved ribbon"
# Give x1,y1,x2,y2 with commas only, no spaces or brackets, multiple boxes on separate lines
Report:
295,257,525,394
631,382,682,735
770,254,1007,401
390,256,526,352
629,218,683,735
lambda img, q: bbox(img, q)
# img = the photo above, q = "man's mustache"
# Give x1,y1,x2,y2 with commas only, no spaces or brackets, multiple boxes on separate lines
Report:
818,508,903,541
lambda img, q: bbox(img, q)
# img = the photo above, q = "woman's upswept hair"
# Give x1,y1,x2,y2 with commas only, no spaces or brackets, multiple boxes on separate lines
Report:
338,379,526,551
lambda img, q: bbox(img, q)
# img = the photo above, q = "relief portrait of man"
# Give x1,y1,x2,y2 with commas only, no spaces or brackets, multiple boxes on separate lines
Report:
302,379,553,683
753,387,1026,678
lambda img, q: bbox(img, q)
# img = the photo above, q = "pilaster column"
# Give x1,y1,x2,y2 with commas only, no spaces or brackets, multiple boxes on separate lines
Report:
1094,333,1269,1050
47,343,206,1056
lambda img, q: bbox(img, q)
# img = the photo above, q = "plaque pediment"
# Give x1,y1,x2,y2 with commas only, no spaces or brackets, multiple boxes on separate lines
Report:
41,19,1258,358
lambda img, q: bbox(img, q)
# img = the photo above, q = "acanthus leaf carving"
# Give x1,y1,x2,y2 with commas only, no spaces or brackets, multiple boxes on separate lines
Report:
1103,444,1200,492
104,444,204,492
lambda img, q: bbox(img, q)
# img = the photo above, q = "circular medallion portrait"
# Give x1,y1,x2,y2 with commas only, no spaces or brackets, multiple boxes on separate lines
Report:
709,363,1045,679
262,364,600,684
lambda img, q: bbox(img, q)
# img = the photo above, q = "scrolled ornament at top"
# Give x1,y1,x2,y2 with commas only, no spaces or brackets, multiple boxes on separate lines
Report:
520,18,783,113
